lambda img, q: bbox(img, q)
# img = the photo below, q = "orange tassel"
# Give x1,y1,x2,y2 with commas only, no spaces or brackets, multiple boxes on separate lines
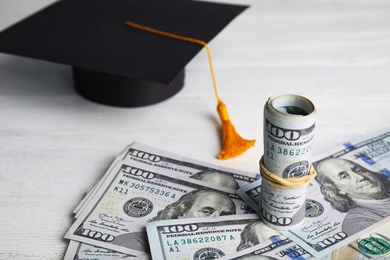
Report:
217,101,255,160
124,21,255,159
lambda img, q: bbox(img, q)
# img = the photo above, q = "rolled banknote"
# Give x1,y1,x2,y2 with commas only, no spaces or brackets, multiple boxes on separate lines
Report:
261,94,317,230
263,94,316,178
145,214,281,260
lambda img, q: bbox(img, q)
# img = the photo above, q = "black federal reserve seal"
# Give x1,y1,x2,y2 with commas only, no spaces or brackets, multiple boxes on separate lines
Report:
123,197,153,218
305,199,324,218
193,247,225,260
283,161,310,178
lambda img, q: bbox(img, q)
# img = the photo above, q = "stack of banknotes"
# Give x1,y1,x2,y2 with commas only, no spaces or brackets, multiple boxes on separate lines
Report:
64,129,390,259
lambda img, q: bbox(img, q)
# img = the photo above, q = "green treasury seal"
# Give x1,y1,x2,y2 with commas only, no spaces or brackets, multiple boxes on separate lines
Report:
358,236,390,256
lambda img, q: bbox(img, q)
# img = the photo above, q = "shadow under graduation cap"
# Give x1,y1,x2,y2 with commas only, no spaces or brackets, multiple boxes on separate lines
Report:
0,0,248,107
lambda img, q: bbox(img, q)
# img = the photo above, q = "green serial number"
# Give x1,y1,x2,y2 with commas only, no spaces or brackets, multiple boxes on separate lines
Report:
266,145,311,159
129,183,176,198
171,235,235,246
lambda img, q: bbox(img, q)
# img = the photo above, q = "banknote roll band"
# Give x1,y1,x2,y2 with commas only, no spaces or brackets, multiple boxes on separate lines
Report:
259,156,317,189
259,156,317,230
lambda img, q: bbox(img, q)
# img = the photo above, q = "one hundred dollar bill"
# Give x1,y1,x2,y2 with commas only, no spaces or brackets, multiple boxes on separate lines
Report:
261,95,317,231
237,129,390,258
74,142,258,217
237,180,390,259
64,159,251,256
286,129,390,257
145,214,281,259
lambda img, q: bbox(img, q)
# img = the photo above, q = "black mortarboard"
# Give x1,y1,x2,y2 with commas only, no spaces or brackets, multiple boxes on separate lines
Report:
0,0,248,107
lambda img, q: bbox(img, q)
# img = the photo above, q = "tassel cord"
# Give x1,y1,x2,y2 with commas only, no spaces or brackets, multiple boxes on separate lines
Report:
124,21,255,159
124,21,221,103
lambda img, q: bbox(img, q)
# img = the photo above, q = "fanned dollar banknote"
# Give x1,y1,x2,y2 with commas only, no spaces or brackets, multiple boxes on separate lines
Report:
74,142,257,218
64,131,390,259
64,143,257,257
238,129,390,258
145,214,281,259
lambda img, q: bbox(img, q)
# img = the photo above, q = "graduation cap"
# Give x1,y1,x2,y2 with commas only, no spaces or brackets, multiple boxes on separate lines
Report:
0,0,248,107
0,0,256,159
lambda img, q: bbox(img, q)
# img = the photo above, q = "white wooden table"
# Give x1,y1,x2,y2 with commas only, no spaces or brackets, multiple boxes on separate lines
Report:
0,0,389,258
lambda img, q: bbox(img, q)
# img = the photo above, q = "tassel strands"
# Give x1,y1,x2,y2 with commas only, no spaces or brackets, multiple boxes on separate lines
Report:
124,21,255,160
217,101,255,160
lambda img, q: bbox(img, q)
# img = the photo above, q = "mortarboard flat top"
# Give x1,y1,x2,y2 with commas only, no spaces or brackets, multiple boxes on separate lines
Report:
0,0,248,107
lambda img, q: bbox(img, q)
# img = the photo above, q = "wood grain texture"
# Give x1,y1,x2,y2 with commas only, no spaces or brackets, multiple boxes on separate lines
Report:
0,0,389,258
